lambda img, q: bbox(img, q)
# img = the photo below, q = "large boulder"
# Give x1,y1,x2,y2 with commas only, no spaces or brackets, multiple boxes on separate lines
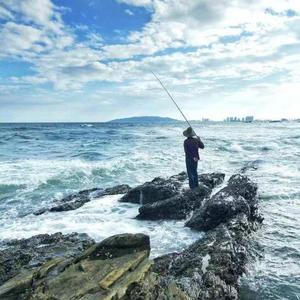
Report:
119,175,184,205
186,174,260,231
0,232,94,286
120,172,225,206
0,234,152,300
137,184,211,220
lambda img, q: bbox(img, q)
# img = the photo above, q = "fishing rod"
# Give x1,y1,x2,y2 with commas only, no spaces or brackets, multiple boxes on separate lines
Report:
151,71,195,132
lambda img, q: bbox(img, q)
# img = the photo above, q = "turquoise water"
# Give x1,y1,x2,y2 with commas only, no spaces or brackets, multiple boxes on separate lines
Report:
0,122,299,299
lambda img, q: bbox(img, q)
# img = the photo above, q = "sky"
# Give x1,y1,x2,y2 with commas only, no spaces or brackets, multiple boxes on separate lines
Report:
0,0,300,122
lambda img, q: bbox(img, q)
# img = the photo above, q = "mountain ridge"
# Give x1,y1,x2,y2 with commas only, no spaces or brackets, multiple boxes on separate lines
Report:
107,116,181,124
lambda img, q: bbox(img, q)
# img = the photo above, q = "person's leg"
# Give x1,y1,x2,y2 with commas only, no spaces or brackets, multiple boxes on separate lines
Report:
193,160,199,187
190,160,199,188
186,159,194,189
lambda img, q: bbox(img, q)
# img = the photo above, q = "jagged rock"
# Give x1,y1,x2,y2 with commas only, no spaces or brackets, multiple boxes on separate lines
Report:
120,172,225,205
125,213,262,300
0,234,152,300
0,232,94,286
198,173,225,189
120,176,182,205
137,184,211,220
34,184,131,215
186,174,260,231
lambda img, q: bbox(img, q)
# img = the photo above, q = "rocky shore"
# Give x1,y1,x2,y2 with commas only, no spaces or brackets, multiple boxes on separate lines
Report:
0,172,263,299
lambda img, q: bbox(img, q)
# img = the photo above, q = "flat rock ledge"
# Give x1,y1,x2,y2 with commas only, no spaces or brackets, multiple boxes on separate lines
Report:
1,173,263,300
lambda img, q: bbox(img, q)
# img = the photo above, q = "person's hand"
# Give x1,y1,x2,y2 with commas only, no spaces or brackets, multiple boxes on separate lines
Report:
192,129,197,136
193,157,199,162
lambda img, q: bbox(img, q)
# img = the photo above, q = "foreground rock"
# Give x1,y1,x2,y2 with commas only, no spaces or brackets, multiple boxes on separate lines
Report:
34,184,131,215
126,214,261,300
0,233,152,300
0,232,94,286
186,174,261,231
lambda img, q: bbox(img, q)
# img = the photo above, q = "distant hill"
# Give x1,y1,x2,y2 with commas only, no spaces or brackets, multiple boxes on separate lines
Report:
107,116,180,124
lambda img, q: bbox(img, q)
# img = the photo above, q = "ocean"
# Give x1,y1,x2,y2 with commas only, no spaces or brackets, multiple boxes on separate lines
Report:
0,122,299,299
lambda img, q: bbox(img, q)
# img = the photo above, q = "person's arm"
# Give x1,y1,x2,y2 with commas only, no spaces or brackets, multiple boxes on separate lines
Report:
196,136,205,149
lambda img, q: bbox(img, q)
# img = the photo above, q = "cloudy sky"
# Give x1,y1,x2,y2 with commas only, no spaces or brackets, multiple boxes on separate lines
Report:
0,0,300,122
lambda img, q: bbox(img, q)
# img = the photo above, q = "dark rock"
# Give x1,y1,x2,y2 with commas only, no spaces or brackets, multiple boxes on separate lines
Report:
126,212,262,300
186,174,259,231
0,232,94,285
120,176,182,205
198,172,225,189
33,184,131,215
80,233,150,261
137,184,211,220
102,184,131,196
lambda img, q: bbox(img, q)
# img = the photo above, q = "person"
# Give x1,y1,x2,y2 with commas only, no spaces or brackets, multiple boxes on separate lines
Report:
183,127,205,189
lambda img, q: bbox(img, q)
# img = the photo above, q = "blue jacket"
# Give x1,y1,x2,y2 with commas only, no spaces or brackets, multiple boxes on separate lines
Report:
184,137,205,160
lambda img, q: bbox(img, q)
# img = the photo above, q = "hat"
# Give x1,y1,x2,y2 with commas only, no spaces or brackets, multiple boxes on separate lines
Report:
183,127,195,138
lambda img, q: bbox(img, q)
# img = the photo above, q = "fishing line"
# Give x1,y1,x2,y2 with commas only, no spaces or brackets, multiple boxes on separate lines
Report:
151,71,193,130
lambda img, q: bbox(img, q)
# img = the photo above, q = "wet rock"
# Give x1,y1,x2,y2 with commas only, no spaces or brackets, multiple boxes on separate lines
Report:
186,174,259,231
198,172,225,189
0,234,152,300
120,176,182,205
34,184,131,215
120,172,225,205
125,212,262,300
137,184,211,220
0,232,94,286
101,184,131,196
79,233,150,261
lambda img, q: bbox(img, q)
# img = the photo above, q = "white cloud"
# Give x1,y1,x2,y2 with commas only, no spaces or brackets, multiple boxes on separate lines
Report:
125,9,134,16
1,0,300,120
117,0,152,7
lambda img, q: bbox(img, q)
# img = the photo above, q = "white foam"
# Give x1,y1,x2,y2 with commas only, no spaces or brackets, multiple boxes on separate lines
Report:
0,194,201,257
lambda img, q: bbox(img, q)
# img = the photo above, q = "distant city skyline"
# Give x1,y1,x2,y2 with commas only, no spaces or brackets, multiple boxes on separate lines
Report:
1,0,300,122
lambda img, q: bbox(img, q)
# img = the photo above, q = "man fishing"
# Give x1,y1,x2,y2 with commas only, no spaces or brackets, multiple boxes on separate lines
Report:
183,127,205,189
151,71,205,189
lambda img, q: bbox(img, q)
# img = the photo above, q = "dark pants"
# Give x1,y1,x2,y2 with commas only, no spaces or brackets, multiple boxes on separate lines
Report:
186,158,199,189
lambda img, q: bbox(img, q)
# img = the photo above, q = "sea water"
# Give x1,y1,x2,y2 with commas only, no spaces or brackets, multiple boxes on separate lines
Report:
0,122,299,299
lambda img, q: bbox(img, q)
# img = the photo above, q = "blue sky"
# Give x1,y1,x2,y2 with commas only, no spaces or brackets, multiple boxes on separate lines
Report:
0,0,300,122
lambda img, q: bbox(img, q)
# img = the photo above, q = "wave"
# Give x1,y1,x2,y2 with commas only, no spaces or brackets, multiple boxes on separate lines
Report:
0,183,27,195
80,124,94,128
71,152,104,161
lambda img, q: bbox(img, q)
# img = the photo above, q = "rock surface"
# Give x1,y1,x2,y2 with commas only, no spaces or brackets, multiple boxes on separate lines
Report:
125,214,261,300
136,173,225,220
137,184,211,220
124,175,263,300
120,172,225,206
0,233,152,300
119,174,184,205
34,184,131,215
186,174,261,231
0,232,94,286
